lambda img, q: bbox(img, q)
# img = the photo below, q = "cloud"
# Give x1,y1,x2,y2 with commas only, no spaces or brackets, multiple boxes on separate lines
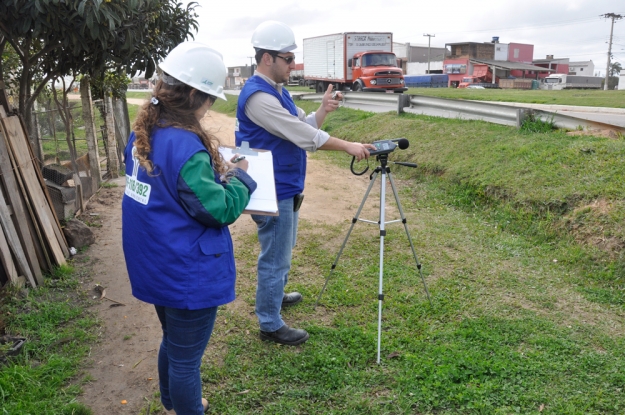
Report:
227,4,323,31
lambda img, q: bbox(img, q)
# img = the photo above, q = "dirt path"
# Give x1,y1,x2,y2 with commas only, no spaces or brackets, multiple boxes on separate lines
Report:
77,110,373,414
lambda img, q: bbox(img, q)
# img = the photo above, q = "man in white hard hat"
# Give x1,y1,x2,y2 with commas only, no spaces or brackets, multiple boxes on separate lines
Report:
235,21,374,346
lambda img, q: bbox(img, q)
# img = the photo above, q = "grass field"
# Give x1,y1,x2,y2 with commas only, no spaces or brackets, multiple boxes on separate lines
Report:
4,91,625,414
199,94,625,414
405,88,625,108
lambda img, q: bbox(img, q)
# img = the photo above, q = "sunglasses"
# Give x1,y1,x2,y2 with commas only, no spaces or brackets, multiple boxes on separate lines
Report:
275,55,295,64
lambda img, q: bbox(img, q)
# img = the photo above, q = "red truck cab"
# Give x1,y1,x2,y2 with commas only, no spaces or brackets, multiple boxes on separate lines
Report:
349,52,407,92
458,64,497,88
458,76,478,88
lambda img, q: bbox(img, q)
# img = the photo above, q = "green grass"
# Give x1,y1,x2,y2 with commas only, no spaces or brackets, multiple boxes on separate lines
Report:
202,180,625,413
128,103,140,125
285,85,315,93
0,264,97,415
8,92,624,414
405,88,625,108
204,95,625,414
125,91,151,100
211,94,239,117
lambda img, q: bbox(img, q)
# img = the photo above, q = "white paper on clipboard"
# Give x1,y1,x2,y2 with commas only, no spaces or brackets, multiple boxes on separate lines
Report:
219,144,278,216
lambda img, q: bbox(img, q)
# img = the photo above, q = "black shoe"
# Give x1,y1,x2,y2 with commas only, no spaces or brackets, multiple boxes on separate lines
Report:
282,292,302,307
260,324,309,346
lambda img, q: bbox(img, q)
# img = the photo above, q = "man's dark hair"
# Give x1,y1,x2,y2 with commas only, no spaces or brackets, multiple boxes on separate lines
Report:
254,48,277,64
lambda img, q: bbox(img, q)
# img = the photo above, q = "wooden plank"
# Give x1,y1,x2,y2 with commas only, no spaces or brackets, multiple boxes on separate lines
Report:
16,115,69,256
0,221,19,285
2,123,52,272
7,138,53,272
0,129,44,284
1,123,53,272
0,184,37,288
1,116,66,266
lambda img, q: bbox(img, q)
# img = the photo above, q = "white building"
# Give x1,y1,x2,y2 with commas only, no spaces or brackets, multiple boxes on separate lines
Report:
619,74,625,90
393,42,448,75
568,60,594,76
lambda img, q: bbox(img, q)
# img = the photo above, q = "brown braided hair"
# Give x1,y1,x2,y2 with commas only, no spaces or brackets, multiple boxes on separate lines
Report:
131,76,226,175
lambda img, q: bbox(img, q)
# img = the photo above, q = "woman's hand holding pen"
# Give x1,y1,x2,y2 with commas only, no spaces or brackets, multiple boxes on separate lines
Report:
227,154,249,171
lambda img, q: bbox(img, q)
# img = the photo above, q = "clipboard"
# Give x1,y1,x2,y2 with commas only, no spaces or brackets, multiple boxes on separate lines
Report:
219,141,278,216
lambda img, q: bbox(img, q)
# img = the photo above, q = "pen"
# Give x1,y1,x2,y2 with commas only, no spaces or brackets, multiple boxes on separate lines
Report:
231,155,246,163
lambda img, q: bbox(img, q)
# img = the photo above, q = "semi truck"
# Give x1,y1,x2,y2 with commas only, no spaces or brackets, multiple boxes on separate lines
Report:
541,74,602,90
288,63,305,86
303,32,407,93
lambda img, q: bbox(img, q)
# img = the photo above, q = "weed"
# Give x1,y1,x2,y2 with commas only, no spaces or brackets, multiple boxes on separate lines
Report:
101,181,118,189
520,113,557,133
83,220,102,228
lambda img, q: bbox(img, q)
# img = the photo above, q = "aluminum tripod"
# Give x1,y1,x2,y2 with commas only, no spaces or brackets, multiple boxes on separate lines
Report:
315,154,432,364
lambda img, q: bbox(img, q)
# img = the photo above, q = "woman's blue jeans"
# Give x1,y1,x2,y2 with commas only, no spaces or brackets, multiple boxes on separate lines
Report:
252,197,299,332
154,305,217,414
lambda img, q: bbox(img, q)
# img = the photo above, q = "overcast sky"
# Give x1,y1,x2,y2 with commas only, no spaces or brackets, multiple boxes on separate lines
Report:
192,0,624,76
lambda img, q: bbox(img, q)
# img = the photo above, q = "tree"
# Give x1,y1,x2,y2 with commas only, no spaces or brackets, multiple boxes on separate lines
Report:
0,0,198,128
610,61,622,77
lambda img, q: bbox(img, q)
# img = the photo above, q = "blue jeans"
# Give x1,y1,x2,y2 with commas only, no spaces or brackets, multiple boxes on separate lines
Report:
154,305,218,414
252,197,299,332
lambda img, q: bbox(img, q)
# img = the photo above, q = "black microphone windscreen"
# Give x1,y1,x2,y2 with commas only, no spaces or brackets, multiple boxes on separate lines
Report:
397,138,409,149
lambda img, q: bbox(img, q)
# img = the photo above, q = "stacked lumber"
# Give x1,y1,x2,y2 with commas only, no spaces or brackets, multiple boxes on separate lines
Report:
0,82,68,288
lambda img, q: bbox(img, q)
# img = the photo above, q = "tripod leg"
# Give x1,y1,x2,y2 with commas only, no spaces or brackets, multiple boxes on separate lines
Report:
387,172,432,306
377,169,387,364
314,171,380,308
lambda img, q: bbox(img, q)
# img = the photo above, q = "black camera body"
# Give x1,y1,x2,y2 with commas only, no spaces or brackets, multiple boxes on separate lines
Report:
368,138,409,156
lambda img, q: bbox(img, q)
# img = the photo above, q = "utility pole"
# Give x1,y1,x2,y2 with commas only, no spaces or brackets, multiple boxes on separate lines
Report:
247,56,255,76
602,13,623,90
423,34,435,74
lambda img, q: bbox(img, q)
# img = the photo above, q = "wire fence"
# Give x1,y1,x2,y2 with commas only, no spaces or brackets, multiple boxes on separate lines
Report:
33,99,107,167
31,98,112,219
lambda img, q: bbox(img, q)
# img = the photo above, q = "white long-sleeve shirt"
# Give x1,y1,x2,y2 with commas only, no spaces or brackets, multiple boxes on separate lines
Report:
243,72,330,152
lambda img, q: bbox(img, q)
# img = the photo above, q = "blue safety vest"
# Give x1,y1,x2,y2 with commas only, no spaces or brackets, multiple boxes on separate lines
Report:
122,127,236,310
235,76,306,200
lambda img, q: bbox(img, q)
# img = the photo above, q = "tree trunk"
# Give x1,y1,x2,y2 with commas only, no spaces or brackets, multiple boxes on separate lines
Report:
80,77,102,191
104,94,119,178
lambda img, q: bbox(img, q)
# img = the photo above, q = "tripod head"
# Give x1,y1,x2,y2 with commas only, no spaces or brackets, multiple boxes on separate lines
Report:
350,138,416,175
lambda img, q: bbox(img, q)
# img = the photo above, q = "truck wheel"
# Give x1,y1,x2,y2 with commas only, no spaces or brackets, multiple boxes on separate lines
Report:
316,82,325,93
352,81,362,92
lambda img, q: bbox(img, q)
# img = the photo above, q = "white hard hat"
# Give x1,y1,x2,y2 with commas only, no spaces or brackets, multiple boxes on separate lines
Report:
251,21,297,53
158,42,227,101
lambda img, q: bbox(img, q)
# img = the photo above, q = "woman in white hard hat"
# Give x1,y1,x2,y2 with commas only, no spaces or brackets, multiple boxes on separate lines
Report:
122,42,256,414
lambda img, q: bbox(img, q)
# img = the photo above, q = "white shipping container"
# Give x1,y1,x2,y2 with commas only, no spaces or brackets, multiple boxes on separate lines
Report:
303,32,393,83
